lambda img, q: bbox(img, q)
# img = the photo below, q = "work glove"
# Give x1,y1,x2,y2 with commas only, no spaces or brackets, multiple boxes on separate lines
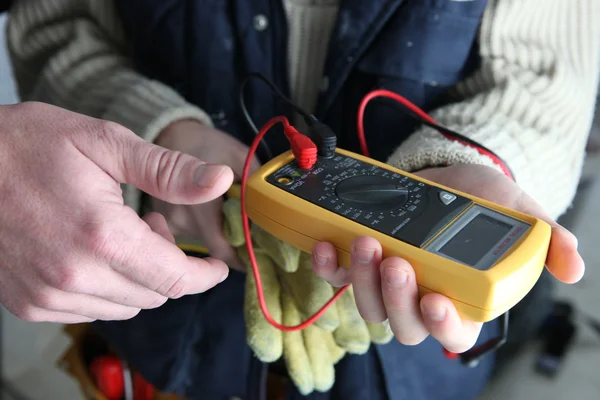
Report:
221,189,394,395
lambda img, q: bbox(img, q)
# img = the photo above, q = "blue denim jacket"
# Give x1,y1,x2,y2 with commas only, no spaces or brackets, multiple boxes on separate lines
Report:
93,0,503,398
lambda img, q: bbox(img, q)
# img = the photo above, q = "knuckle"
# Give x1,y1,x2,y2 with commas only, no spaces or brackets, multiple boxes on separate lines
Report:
13,304,42,322
30,287,58,310
13,101,45,115
49,265,85,293
352,266,376,285
81,222,122,264
147,147,186,194
157,273,188,299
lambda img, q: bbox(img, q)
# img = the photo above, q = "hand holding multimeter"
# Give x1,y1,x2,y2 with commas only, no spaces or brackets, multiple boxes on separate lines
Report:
307,163,584,355
236,73,585,365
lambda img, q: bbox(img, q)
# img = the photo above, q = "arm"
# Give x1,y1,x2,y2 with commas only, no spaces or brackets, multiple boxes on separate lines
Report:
5,0,214,211
386,0,600,219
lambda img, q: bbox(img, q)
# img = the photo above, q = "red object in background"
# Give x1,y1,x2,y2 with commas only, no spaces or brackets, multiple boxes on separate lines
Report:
133,372,155,400
89,356,125,400
89,355,156,400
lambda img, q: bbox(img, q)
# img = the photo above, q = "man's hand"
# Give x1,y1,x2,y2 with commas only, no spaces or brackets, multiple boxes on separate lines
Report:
311,164,585,353
0,102,234,323
152,119,261,270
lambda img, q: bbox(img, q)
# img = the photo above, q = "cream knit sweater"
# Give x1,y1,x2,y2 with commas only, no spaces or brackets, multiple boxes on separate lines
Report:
6,0,600,219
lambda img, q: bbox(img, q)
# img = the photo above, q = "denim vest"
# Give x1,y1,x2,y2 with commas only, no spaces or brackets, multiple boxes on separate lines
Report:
93,1,500,399
114,0,486,163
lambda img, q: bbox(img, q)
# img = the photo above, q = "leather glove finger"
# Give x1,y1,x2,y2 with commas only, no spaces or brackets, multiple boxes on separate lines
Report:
279,251,340,332
281,291,314,396
332,286,371,355
239,248,283,362
251,224,301,273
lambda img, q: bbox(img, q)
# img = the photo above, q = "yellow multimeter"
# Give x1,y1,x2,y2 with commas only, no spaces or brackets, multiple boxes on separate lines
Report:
244,148,552,323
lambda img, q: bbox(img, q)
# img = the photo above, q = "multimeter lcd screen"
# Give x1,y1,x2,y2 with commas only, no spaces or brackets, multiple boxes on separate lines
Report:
438,214,513,267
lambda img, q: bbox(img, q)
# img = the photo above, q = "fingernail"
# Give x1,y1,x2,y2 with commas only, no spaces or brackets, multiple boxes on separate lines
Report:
353,246,374,264
194,164,226,188
384,267,408,288
314,252,328,266
422,304,447,322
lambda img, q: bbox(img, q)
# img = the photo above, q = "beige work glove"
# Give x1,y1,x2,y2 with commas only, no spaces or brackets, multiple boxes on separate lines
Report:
221,191,393,395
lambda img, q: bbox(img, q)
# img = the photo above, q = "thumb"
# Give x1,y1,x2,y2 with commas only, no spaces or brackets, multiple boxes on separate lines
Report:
76,121,235,205
516,193,584,284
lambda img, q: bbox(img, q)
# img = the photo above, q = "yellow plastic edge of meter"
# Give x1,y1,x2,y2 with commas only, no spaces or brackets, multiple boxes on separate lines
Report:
245,149,552,323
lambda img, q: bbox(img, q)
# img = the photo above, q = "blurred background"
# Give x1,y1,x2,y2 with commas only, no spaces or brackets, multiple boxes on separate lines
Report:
1,13,600,400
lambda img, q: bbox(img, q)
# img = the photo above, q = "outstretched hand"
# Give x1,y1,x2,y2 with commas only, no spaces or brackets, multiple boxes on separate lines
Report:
311,164,584,353
0,103,234,323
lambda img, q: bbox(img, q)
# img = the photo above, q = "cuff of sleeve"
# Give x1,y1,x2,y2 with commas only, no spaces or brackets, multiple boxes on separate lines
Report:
102,79,214,213
385,125,506,176
103,78,214,144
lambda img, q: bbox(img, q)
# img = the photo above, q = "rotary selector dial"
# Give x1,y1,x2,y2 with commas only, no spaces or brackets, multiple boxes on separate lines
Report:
335,175,409,211
315,164,425,221
267,153,472,248
270,156,426,226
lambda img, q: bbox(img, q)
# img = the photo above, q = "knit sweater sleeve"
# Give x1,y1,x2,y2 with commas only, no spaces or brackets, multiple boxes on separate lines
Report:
5,0,214,211
386,0,600,219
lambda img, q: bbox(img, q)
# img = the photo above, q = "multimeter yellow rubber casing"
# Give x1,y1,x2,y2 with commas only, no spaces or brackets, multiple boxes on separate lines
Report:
244,148,552,323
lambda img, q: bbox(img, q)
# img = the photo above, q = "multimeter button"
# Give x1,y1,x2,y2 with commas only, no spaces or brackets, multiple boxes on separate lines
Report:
439,191,457,205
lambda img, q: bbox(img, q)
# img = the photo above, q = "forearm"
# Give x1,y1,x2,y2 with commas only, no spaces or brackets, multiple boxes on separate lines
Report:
6,0,213,142
386,0,600,219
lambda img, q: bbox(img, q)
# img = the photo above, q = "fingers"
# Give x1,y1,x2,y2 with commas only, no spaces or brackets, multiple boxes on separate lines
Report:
191,201,244,270
55,264,168,310
143,212,176,244
378,258,482,352
13,308,95,324
516,194,585,284
311,242,351,287
419,294,483,353
379,257,429,345
312,236,483,352
4,285,137,323
99,207,229,298
77,121,234,205
349,237,386,323
545,225,585,284
25,287,142,321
